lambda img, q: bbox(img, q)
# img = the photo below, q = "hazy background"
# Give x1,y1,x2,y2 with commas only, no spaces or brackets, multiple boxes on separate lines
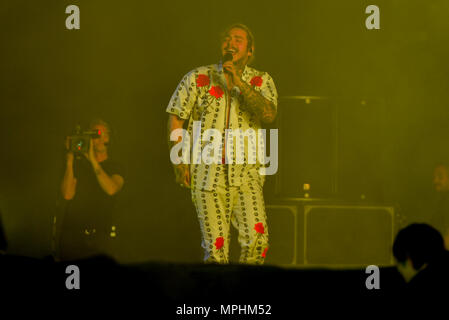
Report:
1,0,449,263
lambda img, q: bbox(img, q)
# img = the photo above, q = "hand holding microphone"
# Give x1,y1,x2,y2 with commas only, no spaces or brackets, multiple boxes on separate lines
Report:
223,51,241,87
223,51,234,74
223,51,233,63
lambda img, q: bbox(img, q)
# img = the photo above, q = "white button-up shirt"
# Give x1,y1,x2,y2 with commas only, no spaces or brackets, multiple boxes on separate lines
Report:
167,63,278,191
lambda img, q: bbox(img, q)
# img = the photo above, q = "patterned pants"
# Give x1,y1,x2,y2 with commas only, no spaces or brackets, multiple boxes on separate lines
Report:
191,173,269,264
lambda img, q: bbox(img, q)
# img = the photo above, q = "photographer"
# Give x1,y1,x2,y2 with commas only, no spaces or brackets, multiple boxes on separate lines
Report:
58,119,125,261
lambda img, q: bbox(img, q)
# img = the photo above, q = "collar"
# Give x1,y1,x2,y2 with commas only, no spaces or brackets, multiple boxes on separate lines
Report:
217,61,250,77
241,65,250,81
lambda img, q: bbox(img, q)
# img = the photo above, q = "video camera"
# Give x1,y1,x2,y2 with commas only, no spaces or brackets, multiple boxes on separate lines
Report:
69,125,101,154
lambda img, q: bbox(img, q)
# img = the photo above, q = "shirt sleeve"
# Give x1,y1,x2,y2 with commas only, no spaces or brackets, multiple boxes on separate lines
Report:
260,72,278,109
103,161,126,180
166,69,198,120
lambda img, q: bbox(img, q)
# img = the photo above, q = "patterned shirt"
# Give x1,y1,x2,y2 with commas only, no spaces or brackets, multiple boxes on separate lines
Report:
166,63,278,191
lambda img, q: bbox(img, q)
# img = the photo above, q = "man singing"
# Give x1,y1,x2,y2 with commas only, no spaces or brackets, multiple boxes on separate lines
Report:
166,24,278,264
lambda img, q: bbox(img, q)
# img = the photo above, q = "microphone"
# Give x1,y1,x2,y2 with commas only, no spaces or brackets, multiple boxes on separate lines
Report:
223,51,233,63
223,52,233,77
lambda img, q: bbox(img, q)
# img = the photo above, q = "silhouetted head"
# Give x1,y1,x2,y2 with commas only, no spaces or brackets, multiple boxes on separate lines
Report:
393,223,445,282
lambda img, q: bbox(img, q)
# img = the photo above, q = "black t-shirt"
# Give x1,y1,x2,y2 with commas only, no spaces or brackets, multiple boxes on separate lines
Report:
62,157,125,234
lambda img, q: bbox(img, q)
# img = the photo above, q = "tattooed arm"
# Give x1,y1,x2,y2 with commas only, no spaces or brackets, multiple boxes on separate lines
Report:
223,61,277,123
237,80,277,123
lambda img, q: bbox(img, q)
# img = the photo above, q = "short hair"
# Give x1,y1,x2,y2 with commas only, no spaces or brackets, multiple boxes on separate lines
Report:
89,119,111,135
221,23,255,64
393,223,445,270
434,162,449,171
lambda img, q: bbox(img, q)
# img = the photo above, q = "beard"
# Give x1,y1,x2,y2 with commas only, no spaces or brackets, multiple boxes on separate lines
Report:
223,48,249,64
231,53,249,70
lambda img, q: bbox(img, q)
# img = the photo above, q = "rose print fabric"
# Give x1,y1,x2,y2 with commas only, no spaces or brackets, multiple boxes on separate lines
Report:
191,172,269,264
167,63,277,264
166,63,278,191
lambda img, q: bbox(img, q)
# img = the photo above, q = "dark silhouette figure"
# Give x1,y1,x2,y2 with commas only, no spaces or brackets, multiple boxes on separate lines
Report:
393,223,449,292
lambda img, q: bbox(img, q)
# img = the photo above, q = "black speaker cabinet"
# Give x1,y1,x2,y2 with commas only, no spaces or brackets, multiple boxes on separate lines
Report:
264,204,299,265
262,199,397,267
275,98,337,199
303,204,395,266
268,97,387,202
